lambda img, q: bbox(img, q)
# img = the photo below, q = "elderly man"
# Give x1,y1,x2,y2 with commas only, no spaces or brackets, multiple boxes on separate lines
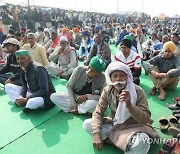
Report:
114,38,141,85
78,31,94,61
84,33,111,66
45,36,78,79
5,50,55,113
0,38,22,86
144,41,180,100
22,33,49,66
83,61,159,154
50,56,106,114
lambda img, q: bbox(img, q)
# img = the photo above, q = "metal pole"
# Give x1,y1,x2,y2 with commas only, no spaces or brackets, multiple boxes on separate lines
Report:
117,0,119,14
28,0,29,7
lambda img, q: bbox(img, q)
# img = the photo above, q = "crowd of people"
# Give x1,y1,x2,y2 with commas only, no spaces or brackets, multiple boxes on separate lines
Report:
0,4,180,154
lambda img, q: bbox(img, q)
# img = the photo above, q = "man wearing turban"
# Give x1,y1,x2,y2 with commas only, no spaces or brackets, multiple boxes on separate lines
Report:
83,61,159,153
5,50,55,113
144,41,180,100
50,56,106,114
45,36,78,79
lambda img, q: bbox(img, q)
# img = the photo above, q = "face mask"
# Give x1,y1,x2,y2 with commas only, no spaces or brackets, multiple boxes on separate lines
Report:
112,81,126,91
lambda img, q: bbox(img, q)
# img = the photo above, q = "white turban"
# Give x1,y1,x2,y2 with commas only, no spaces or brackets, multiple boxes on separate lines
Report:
60,36,68,42
105,61,137,125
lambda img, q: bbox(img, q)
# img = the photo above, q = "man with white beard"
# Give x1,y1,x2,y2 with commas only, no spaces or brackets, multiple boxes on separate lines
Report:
78,31,94,61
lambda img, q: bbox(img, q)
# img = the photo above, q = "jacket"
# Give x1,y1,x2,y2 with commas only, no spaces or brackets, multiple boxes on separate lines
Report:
0,53,21,82
20,61,55,108
92,85,159,151
66,66,106,106
85,42,111,65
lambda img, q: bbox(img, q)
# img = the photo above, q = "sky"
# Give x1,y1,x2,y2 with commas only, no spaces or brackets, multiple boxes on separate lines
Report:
3,0,180,17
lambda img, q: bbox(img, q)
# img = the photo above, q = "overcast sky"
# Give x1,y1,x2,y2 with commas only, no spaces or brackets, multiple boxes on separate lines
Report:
4,0,180,17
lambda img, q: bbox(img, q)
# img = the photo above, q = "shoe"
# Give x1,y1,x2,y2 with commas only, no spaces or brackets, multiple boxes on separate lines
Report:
168,127,180,138
172,110,180,115
169,116,179,128
168,102,180,110
23,108,31,114
174,113,180,119
173,97,180,102
159,117,169,132
159,138,177,154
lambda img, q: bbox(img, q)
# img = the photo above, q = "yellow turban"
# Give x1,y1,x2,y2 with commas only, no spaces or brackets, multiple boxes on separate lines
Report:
163,41,176,52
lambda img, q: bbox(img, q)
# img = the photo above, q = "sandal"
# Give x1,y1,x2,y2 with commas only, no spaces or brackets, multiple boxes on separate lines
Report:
169,116,179,128
173,97,180,102
168,127,180,138
159,117,169,132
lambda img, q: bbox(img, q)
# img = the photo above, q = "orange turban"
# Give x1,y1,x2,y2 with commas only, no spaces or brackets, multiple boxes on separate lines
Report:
73,27,80,32
130,28,136,34
61,27,69,33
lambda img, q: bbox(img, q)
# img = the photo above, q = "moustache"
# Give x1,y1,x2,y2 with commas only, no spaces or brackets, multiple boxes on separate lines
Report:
112,81,126,86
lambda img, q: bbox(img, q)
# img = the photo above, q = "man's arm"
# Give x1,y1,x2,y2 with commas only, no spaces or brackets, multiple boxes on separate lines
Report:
66,66,80,106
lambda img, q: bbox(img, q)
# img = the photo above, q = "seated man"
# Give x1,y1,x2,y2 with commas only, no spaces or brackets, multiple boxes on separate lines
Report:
114,38,141,85
78,31,94,61
5,50,56,113
84,33,111,66
45,36,78,79
22,33,49,66
50,56,106,114
0,38,22,86
83,61,159,154
144,41,180,100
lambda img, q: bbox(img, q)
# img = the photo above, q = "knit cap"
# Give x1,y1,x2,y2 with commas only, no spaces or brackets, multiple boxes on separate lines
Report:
120,39,132,49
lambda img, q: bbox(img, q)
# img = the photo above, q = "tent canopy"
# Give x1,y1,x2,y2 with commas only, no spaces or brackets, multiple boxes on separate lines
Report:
170,14,180,19
156,13,169,19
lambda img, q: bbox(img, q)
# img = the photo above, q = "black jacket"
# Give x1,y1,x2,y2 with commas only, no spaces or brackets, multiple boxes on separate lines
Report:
20,61,56,108
0,53,22,81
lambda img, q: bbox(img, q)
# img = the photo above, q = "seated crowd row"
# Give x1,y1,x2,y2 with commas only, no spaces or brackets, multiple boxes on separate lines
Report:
0,26,180,154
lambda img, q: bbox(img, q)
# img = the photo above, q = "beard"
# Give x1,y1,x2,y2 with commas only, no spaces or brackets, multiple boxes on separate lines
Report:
112,81,127,91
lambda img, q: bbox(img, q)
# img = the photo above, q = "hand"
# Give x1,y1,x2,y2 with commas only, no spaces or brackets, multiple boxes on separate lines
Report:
56,70,64,77
76,95,87,104
118,90,132,109
93,133,103,151
5,79,12,84
15,97,27,106
151,71,159,79
157,73,168,79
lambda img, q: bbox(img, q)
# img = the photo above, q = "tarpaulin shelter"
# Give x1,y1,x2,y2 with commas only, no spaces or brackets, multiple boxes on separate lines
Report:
156,13,169,19
170,14,180,19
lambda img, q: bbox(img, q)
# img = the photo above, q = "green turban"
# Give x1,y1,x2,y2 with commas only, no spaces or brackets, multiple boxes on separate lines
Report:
89,56,107,73
27,33,35,38
124,35,133,42
15,50,30,57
